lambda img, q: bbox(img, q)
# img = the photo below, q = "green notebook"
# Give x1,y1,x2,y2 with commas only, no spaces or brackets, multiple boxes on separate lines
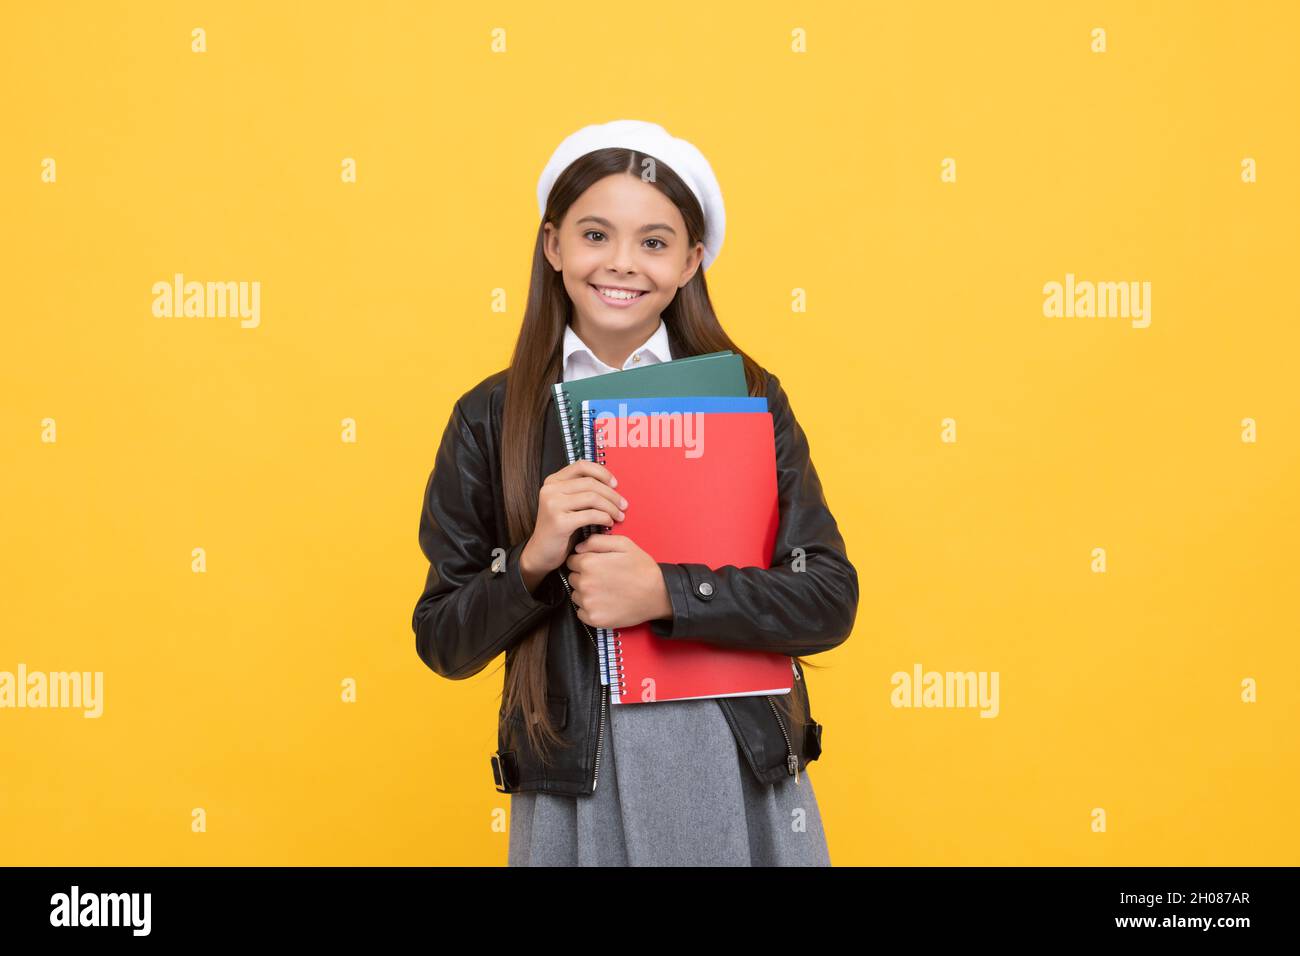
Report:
550,351,749,465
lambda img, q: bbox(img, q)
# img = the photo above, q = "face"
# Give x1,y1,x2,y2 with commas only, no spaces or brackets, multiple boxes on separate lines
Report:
542,173,704,340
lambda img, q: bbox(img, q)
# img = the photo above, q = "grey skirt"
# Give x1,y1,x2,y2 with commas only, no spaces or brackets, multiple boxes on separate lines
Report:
508,695,831,866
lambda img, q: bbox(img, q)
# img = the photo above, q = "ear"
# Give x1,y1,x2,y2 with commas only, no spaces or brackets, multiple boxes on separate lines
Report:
678,240,705,288
541,220,564,273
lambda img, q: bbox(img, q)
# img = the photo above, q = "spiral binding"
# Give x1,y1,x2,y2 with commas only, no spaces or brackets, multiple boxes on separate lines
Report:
554,386,578,464
586,406,628,699
612,630,625,699
588,404,606,466
556,388,626,694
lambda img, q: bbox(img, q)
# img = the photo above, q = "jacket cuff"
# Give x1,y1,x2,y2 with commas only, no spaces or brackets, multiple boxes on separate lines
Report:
502,539,563,616
649,562,716,639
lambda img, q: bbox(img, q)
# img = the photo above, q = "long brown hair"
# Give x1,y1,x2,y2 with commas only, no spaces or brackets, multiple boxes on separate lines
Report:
496,146,819,761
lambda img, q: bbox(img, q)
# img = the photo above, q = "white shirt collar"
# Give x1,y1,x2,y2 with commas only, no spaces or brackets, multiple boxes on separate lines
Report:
562,318,673,382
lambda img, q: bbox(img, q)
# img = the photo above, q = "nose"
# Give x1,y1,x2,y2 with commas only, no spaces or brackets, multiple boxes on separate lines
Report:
606,238,639,275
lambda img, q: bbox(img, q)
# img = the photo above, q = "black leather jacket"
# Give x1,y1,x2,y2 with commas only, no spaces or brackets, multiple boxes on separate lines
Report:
411,365,859,796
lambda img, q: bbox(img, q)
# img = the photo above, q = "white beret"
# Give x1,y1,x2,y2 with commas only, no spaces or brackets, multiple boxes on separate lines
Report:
536,119,725,270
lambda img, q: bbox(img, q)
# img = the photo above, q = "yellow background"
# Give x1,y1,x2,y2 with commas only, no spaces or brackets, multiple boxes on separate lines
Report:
2,0,1297,865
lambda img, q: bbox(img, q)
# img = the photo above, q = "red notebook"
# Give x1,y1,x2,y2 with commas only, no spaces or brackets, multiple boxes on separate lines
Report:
586,400,794,705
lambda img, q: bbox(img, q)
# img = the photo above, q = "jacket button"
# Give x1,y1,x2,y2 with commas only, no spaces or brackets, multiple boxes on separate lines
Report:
697,581,714,597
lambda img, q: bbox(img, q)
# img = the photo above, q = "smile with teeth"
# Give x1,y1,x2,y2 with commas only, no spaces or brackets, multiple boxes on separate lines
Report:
592,284,647,301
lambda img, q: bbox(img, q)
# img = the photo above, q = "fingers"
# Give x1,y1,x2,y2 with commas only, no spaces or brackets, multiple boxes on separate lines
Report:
541,479,625,526
564,508,618,532
573,532,628,552
545,459,618,489
563,486,626,521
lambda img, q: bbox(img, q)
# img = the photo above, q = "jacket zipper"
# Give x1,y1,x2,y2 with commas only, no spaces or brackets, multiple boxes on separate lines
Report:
767,658,801,784
556,568,606,793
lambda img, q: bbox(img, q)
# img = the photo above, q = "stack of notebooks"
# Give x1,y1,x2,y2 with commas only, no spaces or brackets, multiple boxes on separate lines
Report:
551,350,795,706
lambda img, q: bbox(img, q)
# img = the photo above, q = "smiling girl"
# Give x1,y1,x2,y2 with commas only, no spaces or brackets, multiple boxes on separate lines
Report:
412,120,859,866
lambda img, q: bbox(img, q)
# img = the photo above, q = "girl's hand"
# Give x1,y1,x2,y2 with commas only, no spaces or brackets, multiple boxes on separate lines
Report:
565,533,673,630
520,460,626,588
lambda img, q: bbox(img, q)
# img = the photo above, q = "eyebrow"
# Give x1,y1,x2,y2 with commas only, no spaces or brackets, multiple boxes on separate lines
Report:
575,215,677,237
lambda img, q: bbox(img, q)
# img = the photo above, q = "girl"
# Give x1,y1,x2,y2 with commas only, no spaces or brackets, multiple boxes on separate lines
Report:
412,120,859,866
